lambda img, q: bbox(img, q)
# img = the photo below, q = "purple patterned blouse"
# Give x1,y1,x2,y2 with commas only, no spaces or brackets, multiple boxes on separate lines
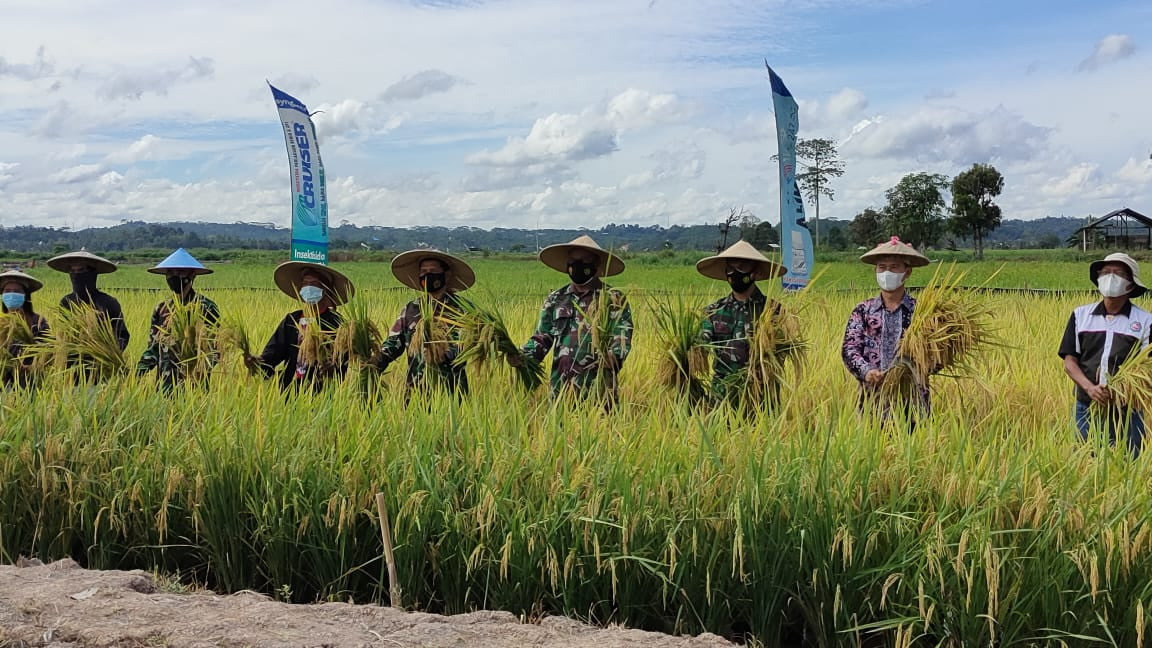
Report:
841,293,929,406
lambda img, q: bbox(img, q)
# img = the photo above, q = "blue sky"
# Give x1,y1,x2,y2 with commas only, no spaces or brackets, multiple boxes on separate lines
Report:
0,0,1149,231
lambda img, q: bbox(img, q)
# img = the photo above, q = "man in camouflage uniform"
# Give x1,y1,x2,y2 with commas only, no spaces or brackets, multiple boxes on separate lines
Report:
697,240,787,406
375,250,474,397
518,235,634,404
137,249,220,391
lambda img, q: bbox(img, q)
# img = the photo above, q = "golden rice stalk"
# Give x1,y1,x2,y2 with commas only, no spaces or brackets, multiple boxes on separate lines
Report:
446,297,545,392
333,298,383,366
216,313,253,357
651,297,709,401
297,305,337,370
880,263,999,403
1104,346,1152,411
407,295,452,367
744,300,806,406
0,312,35,374
35,302,127,381
155,298,218,383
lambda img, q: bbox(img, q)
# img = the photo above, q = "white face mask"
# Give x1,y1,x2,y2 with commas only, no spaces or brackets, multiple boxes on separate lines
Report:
876,270,906,292
1098,274,1132,298
299,285,324,305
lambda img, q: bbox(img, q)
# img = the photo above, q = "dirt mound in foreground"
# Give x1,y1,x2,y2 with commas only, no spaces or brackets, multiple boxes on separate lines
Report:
0,560,732,648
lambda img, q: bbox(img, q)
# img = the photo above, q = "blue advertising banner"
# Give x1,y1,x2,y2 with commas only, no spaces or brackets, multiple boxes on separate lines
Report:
766,63,814,291
269,83,328,264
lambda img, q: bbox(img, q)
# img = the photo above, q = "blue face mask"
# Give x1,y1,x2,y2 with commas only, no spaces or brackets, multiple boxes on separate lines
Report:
2,292,25,310
299,285,324,305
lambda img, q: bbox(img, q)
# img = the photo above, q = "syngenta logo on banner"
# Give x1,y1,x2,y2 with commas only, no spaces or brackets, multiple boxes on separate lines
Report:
294,123,316,209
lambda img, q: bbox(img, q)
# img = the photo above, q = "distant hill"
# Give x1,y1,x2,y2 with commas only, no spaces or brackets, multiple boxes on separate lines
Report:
0,217,1086,255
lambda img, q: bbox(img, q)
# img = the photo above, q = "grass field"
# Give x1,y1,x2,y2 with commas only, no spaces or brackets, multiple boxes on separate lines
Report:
2,256,1150,646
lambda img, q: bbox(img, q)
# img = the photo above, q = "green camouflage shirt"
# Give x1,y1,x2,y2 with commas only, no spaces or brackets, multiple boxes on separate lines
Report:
523,279,634,399
377,292,468,392
701,289,775,394
137,293,220,390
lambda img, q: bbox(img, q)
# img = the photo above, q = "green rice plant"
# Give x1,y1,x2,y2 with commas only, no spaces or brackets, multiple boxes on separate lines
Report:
447,295,545,392
650,296,709,402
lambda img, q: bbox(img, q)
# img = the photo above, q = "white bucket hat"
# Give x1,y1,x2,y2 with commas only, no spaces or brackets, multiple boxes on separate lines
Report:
1089,252,1147,298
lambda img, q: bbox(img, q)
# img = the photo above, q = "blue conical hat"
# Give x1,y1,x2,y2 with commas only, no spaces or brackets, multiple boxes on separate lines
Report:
148,248,213,275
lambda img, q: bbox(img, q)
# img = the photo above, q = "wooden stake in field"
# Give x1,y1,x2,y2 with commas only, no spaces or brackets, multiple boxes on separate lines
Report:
374,491,402,610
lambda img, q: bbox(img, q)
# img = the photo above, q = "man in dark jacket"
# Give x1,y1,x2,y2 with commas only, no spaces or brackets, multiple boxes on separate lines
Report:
48,250,130,351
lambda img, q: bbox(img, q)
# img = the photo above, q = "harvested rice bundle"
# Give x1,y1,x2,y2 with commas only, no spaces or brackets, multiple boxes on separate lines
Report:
216,313,253,357
1103,347,1152,411
297,305,338,371
881,263,998,403
651,297,709,401
154,298,219,383
333,298,383,366
407,294,453,367
575,285,630,400
0,312,35,374
38,302,127,381
449,298,545,392
743,300,806,406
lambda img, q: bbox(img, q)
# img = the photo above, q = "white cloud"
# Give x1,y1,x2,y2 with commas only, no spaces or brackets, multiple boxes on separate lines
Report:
97,56,215,100
468,88,685,167
825,88,869,121
0,162,19,188
0,46,53,81
842,105,1051,164
379,70,466,103
52,164,105,184
1078,34,1136,72
1115,157,1152,186
105,134,161,165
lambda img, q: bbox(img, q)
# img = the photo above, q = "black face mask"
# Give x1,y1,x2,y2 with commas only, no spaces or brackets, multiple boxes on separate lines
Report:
70,270,98,296
420,272,446,293
567,260,597,286
727,270,755,294
166,275,193,296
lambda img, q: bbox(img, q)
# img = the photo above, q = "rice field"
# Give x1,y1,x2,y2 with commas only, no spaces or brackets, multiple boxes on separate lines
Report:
2,256,1150,647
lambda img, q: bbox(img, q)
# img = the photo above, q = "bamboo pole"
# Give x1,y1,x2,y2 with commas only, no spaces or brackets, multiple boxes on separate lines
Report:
374,491,402,609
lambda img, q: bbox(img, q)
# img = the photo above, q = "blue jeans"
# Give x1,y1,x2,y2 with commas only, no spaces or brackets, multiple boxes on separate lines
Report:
1075,400,1145,456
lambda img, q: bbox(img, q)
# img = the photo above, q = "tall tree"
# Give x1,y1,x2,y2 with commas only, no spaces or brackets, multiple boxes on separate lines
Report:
849,208,885,248
949,163,1004,260
882,172,950,250
772,138,845,249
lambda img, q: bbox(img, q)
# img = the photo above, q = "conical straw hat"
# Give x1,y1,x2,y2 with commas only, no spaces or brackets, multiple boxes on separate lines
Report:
0,270,44,293
538,235,625,276
859,236,929,267
273,261,355,305
47,250,117,274
148,248,213,275
695,240,786,281
390,249,476,291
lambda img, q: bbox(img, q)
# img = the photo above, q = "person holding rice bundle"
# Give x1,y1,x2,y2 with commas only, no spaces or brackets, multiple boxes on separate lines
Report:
0,270,50,389
137,249,221,392
515,235,634,405
841,236,930,417
695,240,788,406
1058,252,1151,455
245,261,352,392
373,249,473,398
49,250,130,351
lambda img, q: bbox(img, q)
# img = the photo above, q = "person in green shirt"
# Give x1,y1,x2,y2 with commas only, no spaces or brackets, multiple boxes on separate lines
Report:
517,235,634,405
375,249,475,398
137,248,220,391
696,240,787,406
